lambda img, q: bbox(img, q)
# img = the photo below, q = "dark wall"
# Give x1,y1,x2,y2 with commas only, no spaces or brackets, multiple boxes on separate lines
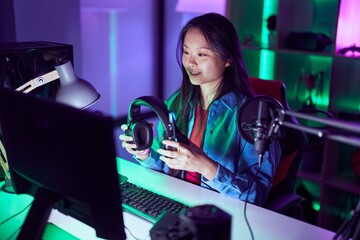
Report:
0,0,16,42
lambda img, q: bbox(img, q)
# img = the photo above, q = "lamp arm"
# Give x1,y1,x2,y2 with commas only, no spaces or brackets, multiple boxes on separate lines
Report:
281,109,360,135
326,135,360,149
281,121,324,137
277,109,360,148
16,70,59,94
278,106,360,240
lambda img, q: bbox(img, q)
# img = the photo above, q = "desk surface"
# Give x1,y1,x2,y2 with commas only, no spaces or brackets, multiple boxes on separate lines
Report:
0,158,335,240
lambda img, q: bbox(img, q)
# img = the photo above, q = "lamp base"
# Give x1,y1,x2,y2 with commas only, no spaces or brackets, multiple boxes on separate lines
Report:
1,178,15,194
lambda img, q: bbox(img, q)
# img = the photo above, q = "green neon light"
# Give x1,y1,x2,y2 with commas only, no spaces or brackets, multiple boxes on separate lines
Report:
43,223,79,240
306,56,331,108
259,49,275,80
259,0,277,79
312,200,321,212
261,0,278,48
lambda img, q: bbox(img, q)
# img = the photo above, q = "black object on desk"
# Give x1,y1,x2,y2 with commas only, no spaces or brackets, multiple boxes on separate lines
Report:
150,204,231,240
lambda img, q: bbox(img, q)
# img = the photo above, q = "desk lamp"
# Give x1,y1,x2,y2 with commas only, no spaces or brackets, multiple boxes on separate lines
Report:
16,60,100,109
0,60,100,193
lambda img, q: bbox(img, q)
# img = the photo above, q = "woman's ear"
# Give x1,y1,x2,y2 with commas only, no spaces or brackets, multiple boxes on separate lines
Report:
225,58,233,68
225,59,231,68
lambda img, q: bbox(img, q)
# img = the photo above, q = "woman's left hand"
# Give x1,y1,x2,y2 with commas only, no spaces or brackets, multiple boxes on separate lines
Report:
157,140,217,180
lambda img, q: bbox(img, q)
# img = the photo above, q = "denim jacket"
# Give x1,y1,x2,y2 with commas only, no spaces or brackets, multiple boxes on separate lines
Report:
136,92,281,206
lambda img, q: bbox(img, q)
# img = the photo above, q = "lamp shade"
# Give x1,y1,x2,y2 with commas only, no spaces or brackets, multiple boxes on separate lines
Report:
55,61,100,109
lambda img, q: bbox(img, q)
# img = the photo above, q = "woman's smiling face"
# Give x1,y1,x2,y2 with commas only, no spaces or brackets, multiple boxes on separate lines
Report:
182,27,230,90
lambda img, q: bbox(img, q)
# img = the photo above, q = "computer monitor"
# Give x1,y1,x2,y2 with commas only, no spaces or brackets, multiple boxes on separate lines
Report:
0,87,126,239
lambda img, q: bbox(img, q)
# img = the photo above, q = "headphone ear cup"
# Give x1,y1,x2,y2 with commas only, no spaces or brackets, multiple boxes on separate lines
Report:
131,121,153,150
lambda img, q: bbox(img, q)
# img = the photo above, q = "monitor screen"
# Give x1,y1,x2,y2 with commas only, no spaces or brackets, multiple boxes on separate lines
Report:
0,87,126,239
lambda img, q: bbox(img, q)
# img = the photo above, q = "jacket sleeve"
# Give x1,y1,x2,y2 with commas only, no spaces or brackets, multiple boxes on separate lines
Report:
203,139,281,206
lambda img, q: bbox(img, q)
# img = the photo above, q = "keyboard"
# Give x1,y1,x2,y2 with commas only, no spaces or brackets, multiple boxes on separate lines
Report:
120,181,189,222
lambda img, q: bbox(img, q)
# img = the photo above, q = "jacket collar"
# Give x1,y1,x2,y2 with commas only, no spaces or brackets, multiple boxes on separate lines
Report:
189,92,247,110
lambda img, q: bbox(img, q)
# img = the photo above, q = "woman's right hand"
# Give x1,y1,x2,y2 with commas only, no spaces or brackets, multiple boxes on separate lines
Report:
119,124,150,160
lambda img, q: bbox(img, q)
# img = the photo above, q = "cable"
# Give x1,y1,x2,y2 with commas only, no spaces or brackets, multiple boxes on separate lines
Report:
333,196,360,240
0,201,33,227
124,225,149,240
6,226,21,240
243,164,262,240
172,143,260,240
0,201,32,240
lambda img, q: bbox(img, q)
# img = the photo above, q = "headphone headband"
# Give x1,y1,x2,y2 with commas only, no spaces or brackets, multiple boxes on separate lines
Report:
126,96,188,151
128,96,171,131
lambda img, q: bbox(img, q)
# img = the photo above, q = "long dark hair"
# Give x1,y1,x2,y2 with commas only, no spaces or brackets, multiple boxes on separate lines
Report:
170,13,253,133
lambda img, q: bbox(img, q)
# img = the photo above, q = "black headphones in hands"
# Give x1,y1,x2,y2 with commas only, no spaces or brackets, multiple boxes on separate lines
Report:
126,96,188,151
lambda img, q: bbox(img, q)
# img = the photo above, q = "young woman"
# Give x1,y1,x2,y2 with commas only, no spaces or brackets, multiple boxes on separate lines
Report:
120,13,281,206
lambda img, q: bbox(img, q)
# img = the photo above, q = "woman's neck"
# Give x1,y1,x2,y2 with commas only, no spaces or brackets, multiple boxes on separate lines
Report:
200,85,218,110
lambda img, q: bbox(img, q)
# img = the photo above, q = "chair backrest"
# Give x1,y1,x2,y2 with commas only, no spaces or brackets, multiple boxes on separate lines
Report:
248,77,307,207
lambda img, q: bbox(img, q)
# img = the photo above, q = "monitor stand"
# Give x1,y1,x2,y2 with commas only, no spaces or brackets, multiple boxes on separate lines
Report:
17,188,59,240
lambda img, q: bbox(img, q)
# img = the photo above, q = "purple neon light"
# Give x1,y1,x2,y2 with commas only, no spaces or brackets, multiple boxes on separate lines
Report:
175,0,227,15
336,0,360,57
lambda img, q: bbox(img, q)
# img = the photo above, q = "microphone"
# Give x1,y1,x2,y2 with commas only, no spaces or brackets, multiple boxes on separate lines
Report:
237,96,284,166
254,100,271,166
